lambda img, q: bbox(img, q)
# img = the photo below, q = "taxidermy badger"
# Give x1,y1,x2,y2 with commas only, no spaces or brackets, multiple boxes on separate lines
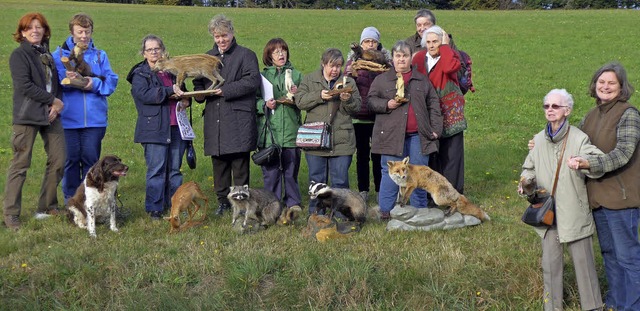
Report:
308,182,366,223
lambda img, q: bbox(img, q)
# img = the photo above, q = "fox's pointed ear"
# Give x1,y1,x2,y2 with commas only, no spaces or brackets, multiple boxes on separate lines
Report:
387,160,393,167
402,157,410,164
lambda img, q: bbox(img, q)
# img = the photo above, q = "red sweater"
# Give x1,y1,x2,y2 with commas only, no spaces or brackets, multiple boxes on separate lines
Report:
412,45,467,137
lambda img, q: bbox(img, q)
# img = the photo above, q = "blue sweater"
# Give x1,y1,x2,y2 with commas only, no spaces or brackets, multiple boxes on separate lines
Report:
52,36,118,129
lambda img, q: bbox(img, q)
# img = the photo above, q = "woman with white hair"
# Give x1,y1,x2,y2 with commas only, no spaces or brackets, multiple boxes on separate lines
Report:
412,25,467,194
518,89,604,311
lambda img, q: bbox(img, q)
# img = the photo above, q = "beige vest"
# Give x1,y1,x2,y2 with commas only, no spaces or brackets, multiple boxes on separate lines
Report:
582,101,640,209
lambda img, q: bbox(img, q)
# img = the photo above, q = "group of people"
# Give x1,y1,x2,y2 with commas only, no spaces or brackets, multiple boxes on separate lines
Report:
5,9,639,310
519,65,639,309
4,12,117,229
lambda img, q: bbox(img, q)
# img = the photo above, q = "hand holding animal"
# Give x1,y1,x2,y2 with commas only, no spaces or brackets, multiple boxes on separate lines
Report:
387,157,490,221
60,42,104,89
349,42,390,75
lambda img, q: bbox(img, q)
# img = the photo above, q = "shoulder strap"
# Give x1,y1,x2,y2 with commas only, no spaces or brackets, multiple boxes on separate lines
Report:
551,127,570,196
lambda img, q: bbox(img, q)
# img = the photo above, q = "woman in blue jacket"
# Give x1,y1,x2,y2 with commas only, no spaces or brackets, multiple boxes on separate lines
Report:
126,34,189,220
52,13,118,203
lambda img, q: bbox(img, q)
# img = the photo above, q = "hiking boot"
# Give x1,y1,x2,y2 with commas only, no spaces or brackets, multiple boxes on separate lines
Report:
4,215,21,231
215,203,231,216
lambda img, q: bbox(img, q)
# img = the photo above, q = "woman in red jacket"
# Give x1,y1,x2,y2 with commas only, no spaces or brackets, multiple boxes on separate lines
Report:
412,25,467,194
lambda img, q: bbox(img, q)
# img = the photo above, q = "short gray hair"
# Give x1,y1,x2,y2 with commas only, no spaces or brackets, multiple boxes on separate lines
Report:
414,9,436,25
421,25,444,48
392,40,411,57
544,89,574,109
208,14,234,36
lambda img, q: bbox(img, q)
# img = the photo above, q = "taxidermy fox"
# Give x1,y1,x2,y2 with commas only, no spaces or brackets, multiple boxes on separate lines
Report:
153,54,225,90
387,157,490,221
164,181,208,233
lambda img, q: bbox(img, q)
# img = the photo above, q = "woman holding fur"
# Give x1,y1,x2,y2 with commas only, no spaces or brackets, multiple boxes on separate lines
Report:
344,26,390,205
368,40,441,220
4,12,66,230
518,89,603,311
295,48,361,214
127,34,189,220
52,13,119,205
412,25,467,195
255,38,304,217
193,14,261,216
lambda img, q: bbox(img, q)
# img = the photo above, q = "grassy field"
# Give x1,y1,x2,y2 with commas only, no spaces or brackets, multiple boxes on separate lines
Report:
1,1,639,309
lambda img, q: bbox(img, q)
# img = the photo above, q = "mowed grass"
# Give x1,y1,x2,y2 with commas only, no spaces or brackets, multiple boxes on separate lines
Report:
1,1,639,309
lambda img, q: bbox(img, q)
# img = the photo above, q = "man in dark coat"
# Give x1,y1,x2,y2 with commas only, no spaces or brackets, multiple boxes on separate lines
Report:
193,14,261,215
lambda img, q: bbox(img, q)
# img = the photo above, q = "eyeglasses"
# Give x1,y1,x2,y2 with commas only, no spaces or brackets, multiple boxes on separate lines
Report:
362,39,378,45
542,104,568,110
272,49,287,56
144,47,162,53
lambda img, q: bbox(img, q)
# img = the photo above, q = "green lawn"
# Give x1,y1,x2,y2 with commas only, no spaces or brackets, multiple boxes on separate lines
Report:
1,1,639,309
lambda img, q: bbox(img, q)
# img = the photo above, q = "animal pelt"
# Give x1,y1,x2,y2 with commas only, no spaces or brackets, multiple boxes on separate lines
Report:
164,181,208,233
387,157,490,222
227,185,283,228
66,155,129,238
348,42,390,72
308,181,367,224
153,54,225,90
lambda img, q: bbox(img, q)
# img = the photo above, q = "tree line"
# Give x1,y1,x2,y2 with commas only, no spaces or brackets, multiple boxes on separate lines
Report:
68,0,639,9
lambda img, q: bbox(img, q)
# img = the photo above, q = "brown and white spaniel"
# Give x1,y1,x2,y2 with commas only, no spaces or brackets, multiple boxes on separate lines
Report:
67,155,128,238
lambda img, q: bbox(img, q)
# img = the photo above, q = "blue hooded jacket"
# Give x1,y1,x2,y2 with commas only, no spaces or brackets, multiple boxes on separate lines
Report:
53,36,118,129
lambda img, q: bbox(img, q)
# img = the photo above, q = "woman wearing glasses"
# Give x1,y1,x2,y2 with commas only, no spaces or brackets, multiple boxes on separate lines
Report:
255,38,304,220
126,34,189,220
518,89,603,310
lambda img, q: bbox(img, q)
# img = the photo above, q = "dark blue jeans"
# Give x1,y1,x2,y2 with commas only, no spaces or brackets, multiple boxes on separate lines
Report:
62,127,106,201
142,126,186,213
379,134,430,213
593,207,640,310
305,154,352,213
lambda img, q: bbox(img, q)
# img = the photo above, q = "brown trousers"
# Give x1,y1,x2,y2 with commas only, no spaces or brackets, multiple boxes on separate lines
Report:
3,121,65,216
542,228,603,311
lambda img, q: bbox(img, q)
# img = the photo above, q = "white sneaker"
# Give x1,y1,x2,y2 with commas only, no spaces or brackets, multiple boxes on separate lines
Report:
34,213,53,220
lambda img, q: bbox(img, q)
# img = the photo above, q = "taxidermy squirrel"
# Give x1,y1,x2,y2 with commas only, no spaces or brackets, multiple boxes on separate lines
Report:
387,157,490,221
60,42,105,87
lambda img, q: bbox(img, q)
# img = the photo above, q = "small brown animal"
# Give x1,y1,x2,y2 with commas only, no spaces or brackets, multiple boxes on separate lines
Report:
349,42,389,66
388,157,490,221
153,54,225,90
164,181,208,233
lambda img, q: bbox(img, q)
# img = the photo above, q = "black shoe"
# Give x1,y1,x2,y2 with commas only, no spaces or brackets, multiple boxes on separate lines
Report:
149,211,163,220
215,203,231,216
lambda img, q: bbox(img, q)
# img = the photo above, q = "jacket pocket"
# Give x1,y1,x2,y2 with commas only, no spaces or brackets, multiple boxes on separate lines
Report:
141,106,160,131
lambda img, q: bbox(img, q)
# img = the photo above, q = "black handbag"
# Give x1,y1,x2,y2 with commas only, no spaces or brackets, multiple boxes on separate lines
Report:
252,108,281,166
185,106,197,169
521,128,569,227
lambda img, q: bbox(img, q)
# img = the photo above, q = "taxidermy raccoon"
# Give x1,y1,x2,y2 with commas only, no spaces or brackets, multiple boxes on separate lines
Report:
308,181,367,223
227,185,283,228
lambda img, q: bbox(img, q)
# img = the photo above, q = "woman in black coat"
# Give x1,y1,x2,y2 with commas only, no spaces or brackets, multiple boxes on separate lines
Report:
193,14,261,215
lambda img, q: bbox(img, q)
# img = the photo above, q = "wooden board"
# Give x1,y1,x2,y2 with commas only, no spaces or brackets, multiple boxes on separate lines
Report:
171,89,219,99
